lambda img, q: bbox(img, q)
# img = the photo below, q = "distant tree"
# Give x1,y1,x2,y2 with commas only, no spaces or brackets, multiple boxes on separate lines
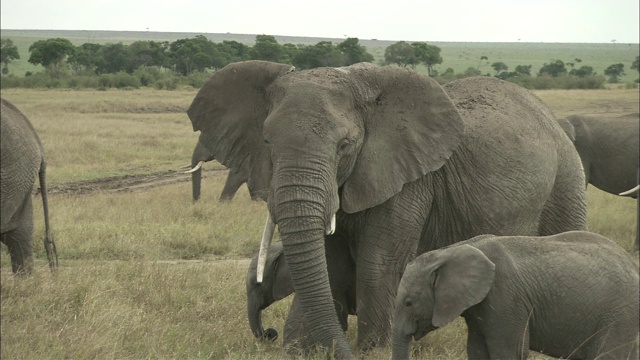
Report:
28,38,76,77
491,61,508,75
603,63,625,83
538,60,567,77
411,42,442,76
168,36,216,75
1,38,20,75
336,37,373,65
68,43,104,74
127,40,168,72
384,41,416,68
464,67,482,77
293,41,344,69
250,35,290,63
569,65,594,78
477,55,488,71
214,40,251,68
631,56,639,72
514,64,532,76
97,43,130,74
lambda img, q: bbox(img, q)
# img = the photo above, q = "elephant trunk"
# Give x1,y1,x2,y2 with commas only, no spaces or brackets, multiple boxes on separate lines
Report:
270,169,350,358
391,331,413,360
247,292,278,341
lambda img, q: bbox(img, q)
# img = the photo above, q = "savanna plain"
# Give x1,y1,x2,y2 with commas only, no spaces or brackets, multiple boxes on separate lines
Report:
1,84,638,359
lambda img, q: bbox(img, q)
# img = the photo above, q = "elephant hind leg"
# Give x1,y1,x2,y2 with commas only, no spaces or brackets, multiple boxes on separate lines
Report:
1,198,35,274
537,170,588,235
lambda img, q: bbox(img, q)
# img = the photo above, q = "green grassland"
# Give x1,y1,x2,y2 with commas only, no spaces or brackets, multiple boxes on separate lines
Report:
1,85,638,359
2,29,639,82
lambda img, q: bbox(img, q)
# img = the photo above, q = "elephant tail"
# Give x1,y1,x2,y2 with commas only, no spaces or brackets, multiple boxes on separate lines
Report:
39,159,58,272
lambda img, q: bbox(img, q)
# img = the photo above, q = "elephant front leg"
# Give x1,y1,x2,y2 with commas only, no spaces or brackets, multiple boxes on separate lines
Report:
354,202,426,351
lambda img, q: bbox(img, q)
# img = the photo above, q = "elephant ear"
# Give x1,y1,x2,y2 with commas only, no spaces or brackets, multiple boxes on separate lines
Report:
431,244,495,328
557,118,576,143
272,250,294,301
188,61,295,196
341,64,465,213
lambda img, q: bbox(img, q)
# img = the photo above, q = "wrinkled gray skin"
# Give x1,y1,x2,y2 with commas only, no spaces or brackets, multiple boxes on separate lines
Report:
557,113,639,197
0,98,58,274
558,113,640,251
246,240,356,350
392,231,639,360
189,140,256,202
188,61,587,358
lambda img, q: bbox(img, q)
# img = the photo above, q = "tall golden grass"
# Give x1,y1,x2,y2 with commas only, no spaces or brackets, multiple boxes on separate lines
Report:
1,87,638,359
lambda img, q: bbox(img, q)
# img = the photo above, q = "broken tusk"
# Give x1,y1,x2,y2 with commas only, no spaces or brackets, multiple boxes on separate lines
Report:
257,213,276,284
184,161,205,174
619,185,640,196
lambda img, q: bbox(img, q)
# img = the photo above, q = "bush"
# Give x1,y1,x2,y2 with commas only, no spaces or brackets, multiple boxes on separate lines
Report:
98,72,141,89
506,74,606,90
153,77,178,90
133,66,164,86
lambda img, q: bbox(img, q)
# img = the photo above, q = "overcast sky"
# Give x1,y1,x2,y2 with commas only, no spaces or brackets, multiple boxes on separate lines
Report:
1,0,638,43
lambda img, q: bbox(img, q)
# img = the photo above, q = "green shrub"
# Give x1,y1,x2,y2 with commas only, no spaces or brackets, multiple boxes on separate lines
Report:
133,66,164,86
153,77,178,90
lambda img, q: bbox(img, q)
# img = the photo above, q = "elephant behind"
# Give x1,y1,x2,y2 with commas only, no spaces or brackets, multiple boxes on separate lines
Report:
188,61,587,358
557,113,639,197
558,113,640,251
392,231,639,359
0,98,58,274
185,140,257,202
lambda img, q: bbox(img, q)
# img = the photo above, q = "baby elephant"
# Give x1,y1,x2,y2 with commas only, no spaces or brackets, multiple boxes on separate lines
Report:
246,240,356,349
392,231,639,360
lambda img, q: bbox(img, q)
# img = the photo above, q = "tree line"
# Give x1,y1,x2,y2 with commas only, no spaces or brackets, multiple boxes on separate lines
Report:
1,35,638,90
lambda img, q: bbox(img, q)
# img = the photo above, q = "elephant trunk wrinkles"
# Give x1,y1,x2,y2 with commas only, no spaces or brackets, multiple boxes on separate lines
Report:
271,171,350,358
391,327,412,360
247,294,265,338
247,293,278,341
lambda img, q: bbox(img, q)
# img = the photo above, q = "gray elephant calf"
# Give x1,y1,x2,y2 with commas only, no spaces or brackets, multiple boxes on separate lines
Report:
1,98,58,274
246,240,356,349
392,231,639,360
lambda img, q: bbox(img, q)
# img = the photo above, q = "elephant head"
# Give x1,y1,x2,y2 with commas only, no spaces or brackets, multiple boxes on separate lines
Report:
185,140,215,201
246,241,293,341
185,140,255,202
188,61,464,357
391,244,495,359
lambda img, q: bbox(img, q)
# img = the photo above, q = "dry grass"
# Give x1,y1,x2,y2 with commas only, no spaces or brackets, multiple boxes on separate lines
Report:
1,87,638,359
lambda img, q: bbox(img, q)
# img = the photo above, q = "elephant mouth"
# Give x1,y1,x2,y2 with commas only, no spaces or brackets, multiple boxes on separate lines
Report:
255,211,336,284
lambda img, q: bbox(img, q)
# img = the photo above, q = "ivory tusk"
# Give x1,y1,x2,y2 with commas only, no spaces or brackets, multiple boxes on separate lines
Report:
257,213,276,284
619,185,640,196
326,213,336,235
183,161,205,174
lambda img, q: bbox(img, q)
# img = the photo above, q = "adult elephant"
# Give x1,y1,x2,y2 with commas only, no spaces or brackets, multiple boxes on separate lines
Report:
1,98,58,274
187,61,587,358
557,113,639,198
184,140,256,202
558,113,639,251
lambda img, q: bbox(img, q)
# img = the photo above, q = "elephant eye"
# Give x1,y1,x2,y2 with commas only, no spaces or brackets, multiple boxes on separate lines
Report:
405,298,413,308
337,139,351,153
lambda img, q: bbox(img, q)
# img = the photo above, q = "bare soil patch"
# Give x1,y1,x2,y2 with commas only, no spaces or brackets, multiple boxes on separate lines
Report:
39,168,228,196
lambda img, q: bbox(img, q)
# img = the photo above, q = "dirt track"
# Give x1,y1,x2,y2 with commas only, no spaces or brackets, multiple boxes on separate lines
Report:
39,168,227,196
